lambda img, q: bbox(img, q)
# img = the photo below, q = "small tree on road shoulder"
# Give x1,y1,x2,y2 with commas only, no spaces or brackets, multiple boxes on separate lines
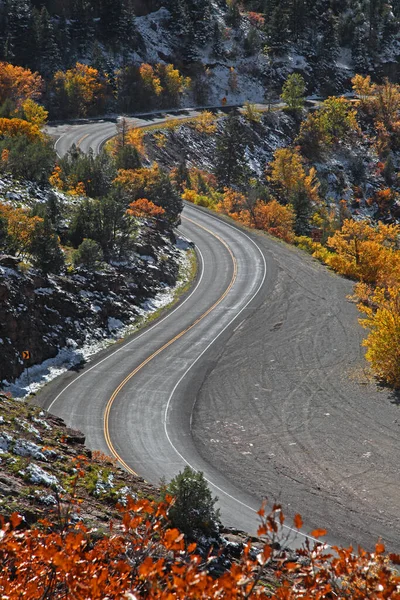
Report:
164,466,221,540
281,73,306,111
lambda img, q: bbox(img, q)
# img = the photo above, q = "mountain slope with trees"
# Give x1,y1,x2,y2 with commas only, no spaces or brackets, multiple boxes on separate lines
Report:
2,0,400,117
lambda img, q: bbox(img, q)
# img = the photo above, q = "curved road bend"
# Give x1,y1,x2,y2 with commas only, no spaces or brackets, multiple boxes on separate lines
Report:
42,114,400,551
48,109,208,157
38,204,302,542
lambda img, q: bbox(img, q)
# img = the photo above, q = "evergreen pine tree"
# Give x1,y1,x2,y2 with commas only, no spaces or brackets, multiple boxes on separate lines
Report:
174,158,190,193
30,217,65,275
3,0,35,67
70,0,94,56
163,467,221,540
33,7,61,76
55,11,72,66
352,27,369,74
315,8,340,94
267,4,290,55
214,113,249,189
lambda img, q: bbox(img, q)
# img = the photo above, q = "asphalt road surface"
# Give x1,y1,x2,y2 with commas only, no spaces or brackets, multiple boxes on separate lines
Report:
39,113,400,552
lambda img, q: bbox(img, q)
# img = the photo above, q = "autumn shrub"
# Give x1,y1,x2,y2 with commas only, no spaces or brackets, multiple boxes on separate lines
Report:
297,97,359,157
326,220,400,285
253,199,295,243
113,164,182,224
358,286,400,388
127,198,166,219
51,63,108,118
0,62,43,107
1,497,399,599
191,110,218,134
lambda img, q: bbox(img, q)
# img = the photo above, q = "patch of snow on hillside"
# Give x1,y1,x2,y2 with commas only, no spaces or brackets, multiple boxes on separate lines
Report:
134,8,173,63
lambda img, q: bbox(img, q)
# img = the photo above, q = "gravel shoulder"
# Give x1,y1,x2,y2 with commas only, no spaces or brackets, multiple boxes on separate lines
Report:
192,228,400,552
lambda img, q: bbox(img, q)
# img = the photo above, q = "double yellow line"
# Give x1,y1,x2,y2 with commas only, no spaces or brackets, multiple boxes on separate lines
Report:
103,216,238,475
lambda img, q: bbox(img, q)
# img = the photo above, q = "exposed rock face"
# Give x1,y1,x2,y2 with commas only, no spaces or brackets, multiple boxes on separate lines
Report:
0,394,157,528
0,227,182,385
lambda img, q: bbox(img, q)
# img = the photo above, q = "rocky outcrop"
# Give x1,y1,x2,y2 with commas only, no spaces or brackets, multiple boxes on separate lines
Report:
0,393,157,528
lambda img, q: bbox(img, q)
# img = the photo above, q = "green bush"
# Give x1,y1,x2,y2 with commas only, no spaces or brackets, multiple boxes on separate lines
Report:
73,238,104,270
163,466,221,540
0,135,56,183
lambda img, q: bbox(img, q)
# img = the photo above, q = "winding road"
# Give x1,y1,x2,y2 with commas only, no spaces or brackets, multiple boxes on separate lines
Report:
38,111,400,552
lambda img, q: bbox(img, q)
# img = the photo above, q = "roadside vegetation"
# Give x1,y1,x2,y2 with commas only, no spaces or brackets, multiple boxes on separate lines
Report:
1,457,399,598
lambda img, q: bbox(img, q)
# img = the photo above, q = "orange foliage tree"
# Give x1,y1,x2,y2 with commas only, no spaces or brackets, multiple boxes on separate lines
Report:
0,202,43,256
326,219,400,285
52,63,106,117
127,198,166,219
0,118,43,141
253,199,295,242
113,164,161,198
0,62,43,107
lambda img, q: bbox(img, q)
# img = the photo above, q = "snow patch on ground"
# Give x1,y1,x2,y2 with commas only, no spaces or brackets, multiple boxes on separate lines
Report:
22,463,62,490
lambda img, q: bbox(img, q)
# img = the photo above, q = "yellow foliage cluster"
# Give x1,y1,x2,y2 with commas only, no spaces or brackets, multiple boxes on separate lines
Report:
139,63,162,96
139,63,190,99
52,63,105,117
358,286,400,388
191,111,218,134
0,202,43,256
179,167,221,208
49,165,86,196
301,217,400,388
49,165,64,190
20,99,48,127
352,75,400,153
126,127,145,154
326,219,400,287
68,181,87,196
0,117,43,141
113,163,160,196
298,97,359,155
268,147,320,204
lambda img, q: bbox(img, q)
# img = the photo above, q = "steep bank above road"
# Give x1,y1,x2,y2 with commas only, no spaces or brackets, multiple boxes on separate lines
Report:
0,228,190,392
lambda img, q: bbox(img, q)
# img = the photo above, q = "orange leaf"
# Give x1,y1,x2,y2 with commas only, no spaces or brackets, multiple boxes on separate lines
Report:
310,528,327,538
293,514,303,529
375,542,385,554
10,513,22,529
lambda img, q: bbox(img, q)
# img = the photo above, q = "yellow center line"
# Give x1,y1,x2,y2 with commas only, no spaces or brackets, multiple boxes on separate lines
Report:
76,133,89,147
103,215,238,475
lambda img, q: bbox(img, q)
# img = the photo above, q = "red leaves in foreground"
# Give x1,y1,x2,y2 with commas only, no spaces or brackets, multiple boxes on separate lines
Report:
0,498,399,599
